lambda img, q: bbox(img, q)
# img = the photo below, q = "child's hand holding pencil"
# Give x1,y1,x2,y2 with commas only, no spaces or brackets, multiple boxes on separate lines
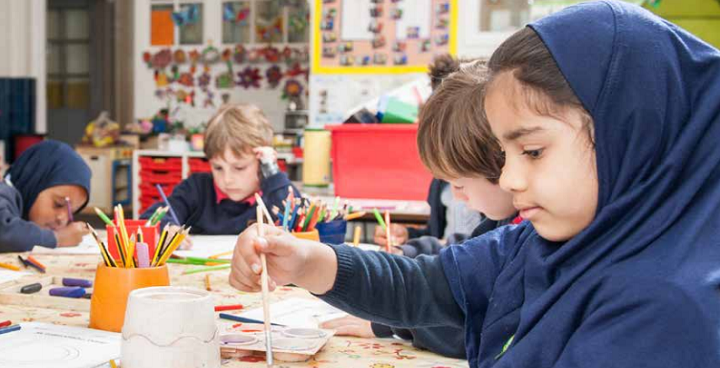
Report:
54,222,91,247
229,223,338,295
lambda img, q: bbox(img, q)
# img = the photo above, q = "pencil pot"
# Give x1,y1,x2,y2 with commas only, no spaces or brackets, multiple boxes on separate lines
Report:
316,220,347,244
89,264,170,333
121,286,220,368
107,220,159,262
291,229,320,241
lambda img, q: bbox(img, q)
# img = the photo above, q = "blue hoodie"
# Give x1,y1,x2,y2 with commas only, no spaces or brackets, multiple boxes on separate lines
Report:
319,2,720,367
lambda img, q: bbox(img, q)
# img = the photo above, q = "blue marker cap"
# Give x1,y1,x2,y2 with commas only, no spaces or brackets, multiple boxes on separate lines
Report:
62,278,93,288
49,286,86,298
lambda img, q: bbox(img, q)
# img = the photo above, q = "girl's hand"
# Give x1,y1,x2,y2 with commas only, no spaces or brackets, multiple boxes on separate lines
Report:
229,224,338,294
373,223,409,247
54,222,91,247
320,315,376,338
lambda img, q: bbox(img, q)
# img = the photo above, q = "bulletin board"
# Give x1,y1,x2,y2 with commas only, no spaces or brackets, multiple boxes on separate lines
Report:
312,0,458,74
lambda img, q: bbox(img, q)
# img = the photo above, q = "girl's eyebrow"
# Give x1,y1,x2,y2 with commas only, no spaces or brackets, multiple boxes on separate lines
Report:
503,127,545,141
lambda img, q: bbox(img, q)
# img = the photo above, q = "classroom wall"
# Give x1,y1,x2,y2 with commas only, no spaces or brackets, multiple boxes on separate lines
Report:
133,0,309,133
0,0,47,134
648,0,720,48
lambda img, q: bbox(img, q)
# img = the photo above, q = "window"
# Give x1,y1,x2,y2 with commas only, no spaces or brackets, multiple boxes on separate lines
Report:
47,4,91,109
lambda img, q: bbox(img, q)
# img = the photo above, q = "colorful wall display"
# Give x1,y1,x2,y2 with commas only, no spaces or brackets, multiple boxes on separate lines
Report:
312,0,458,74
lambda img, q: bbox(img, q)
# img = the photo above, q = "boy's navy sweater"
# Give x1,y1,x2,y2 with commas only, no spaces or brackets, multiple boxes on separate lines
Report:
140,172,298,234
371,215,517,359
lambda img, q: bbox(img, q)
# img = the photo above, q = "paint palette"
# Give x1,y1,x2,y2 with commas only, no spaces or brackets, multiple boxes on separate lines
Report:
218,323,335,362
0,276,93,312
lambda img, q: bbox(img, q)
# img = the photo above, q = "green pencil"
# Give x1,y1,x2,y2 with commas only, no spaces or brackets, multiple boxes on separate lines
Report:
183,264,231,275
94,207,114,226
373,208,387,231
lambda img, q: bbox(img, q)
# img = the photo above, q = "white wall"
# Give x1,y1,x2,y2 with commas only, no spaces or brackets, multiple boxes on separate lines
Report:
0,0,47,133
133,0,309,132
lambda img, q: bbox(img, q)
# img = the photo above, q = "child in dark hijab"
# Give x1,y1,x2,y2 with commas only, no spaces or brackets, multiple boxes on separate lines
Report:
0,140,92,252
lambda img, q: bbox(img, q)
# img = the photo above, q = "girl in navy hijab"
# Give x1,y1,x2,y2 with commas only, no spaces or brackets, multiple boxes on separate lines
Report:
0,140,91,252
229,2,720,367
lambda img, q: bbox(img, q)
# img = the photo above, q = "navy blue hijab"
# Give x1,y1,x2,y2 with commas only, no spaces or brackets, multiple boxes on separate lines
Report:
5,140,91,218
440,1,720,366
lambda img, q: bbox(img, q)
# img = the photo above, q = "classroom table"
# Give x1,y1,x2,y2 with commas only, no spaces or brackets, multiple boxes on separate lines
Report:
0,252,467,368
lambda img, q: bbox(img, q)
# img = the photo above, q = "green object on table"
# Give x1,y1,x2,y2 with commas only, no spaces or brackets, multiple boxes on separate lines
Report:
381,98,418,124
372,208,387,231
183,264,232,275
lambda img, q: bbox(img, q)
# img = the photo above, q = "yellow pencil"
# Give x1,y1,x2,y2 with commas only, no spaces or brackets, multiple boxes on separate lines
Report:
208,251,233,259
0,262,20,271
151,225,169,267
205,274,211,291
109,359,118,368
157,228,188,266
353,225,362,247
345,211,367,221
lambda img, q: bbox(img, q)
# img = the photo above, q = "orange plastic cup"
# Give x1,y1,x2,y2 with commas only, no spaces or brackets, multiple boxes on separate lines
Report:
292,229,320,241
89,263,170,332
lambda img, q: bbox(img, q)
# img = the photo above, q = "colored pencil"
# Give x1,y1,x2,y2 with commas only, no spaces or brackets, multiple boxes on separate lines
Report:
65,197,73,223
214,304,244,312
182,264,231,275
94,207,113,226
0,262,20,271
156,184,180,225
373,208,387,231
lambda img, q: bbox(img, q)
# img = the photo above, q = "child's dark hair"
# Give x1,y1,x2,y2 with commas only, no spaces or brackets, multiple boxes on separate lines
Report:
418,60,503,183
428,54,462,91
487,27,593,142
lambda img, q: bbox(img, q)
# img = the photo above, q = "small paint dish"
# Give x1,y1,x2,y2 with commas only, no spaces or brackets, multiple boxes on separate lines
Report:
271,338,318,352
220,334,257,346
281,328,327,339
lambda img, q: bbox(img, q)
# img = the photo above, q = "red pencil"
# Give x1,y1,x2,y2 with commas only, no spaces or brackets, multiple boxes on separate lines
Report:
215,304,244,312
0,320,11,328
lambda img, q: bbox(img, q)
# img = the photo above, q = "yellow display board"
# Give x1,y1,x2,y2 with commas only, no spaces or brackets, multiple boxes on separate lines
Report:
312,0,458,74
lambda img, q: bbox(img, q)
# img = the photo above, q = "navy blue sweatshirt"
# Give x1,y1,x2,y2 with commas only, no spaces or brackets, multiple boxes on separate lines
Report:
371,215,517,359
317,2,720,367
140,172,298,234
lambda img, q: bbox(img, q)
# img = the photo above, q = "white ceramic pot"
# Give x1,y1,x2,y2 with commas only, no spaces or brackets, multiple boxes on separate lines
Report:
121,286,220,368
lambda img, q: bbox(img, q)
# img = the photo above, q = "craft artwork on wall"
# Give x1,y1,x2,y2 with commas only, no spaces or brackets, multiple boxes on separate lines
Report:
312,0,457,74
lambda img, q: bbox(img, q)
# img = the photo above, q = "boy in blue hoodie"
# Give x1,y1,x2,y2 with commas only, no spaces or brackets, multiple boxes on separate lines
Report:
230,2,720,366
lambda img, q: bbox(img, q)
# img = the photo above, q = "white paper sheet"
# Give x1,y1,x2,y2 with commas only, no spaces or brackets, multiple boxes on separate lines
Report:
31,233,102,255
237,298,347,328
0,270,31,285
0,322,120,368
172,235,239,260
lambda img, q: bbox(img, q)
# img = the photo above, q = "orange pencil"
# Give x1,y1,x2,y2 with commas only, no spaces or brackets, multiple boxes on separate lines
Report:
26,256,46,271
